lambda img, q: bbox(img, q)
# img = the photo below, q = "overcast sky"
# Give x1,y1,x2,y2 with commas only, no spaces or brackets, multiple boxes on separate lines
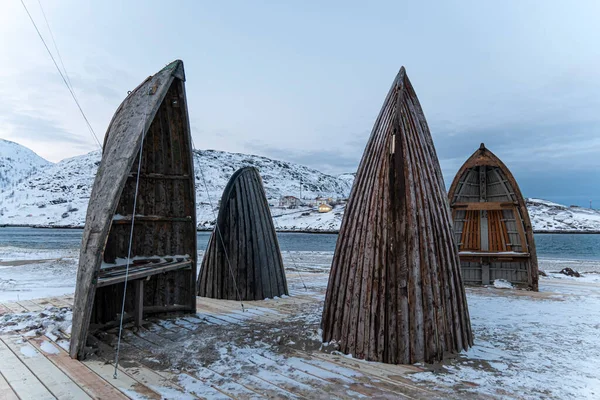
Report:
1,1,599,206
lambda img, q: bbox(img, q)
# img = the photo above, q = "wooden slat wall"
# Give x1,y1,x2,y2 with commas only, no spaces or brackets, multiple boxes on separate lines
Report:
197,167,288,300
321,67,472,365
460,210,480,251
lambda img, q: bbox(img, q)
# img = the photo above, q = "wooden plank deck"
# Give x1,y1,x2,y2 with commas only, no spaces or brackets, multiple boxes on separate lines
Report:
0,274,449,399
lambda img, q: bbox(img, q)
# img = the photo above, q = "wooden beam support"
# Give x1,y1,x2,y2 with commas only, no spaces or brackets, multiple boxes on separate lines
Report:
459,251,530,258
481,263,490,285
479,166,487,201
452,202,517,211
97,260,192,287
112,215,193,223
128,173,190,180
134,280,144,327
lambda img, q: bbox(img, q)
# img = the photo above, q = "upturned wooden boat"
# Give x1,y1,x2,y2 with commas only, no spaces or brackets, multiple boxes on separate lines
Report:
197,167,288,300
321,67,472,365
448,143,539,290
70,60,197,359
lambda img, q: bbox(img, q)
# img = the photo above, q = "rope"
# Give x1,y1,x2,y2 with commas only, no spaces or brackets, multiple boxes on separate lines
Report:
19,0,102,150
271,215,308,291
36,0,73,89
191,142,245,312
113,88,151,378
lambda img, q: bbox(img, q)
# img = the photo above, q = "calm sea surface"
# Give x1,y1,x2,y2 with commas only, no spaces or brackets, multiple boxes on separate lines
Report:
0,227,599,261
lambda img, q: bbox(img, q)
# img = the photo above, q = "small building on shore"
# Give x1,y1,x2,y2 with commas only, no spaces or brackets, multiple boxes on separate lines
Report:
318,204,333,213
279,195,301,208
315,196,333,206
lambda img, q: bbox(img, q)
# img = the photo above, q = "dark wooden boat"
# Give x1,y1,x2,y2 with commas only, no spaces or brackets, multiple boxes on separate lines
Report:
70,60,197,359
197,167,288,300
448,143,539,290
321,67,472,365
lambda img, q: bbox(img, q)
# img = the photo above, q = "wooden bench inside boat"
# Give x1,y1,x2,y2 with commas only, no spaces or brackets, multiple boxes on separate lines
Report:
95,256,193,326
458,251,530,258
97,256,192,287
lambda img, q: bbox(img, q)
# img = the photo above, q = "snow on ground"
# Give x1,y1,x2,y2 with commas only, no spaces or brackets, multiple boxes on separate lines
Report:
1,246,600,398
492,279,513,289
0,247,79,302
539,257,600,274
0,246,333,302
0,306,72,348
410,280,600,399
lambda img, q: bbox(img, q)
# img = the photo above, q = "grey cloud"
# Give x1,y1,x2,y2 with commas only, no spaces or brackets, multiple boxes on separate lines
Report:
2,112,90,146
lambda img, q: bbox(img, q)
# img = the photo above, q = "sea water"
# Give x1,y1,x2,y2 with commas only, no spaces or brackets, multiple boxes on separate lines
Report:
0,227,599,261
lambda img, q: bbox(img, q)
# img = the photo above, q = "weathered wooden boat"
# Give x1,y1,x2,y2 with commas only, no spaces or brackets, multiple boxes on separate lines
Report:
448,143,539,290
321,67,472,365
197,167,288,300
70,60,197,359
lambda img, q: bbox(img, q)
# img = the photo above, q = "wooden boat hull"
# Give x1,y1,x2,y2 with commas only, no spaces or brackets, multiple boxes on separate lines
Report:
321,68,472,365
448,143,539,290
197,167,288,300
70,60,197,359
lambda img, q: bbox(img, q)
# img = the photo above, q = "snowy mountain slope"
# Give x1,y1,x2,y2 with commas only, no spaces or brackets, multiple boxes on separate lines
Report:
527,198,600,232
0,139,51,192
0,150,100,226
337,172,356,187
1,141,600,233
0,145,353,229
193,150,352,227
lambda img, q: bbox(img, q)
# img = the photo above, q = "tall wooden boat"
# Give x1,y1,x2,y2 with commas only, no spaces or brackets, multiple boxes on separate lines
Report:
321,67,472,365
448,144,539,290
70,60,197,359
197,167,288,300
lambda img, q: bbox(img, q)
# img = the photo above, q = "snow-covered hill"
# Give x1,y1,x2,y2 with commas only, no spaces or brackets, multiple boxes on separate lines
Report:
0,139,51,192
193,150,352,228
1,141,600,233
0,145,352,229
527,198,600,232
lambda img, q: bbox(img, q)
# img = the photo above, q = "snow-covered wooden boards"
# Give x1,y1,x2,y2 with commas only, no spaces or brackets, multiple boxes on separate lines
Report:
321,67,473,364
0,334,134,399
197,167,288,300
448,143,539,290
0,269,451,398
71,60,197,359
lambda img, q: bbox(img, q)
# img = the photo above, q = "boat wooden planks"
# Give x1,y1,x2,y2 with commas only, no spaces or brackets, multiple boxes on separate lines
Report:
70,60,197,359
321,67,472,364
197,167,288,300
448,143,539,290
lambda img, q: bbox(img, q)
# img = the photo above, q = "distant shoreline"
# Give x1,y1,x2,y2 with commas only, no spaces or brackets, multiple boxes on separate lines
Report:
1,224,599,234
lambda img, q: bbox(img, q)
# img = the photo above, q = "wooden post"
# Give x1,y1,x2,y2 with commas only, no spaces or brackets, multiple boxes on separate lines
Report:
481,263,490,285
133,280,144,327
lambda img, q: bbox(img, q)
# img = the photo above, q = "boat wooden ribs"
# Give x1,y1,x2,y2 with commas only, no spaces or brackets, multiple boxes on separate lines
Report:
70,60,197,359
448,143,539,290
